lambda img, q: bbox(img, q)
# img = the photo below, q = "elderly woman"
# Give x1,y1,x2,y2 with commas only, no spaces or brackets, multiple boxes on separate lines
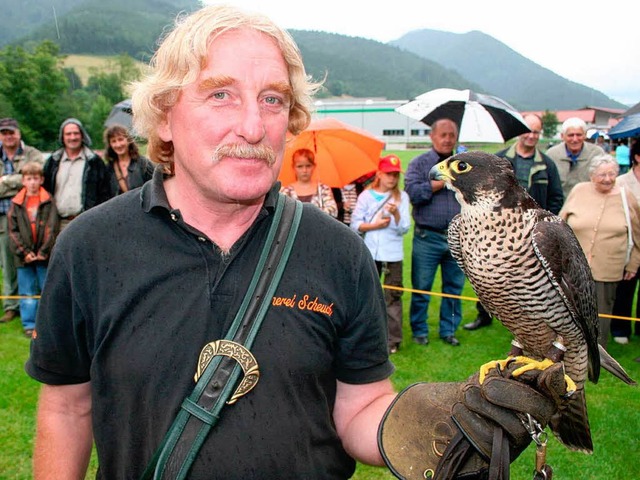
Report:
560,154,640,347
280,148,338,217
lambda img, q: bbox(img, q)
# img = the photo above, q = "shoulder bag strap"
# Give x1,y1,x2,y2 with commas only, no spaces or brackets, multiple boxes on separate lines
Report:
142,194,303,480
113,161,129,193
366,193,392,224
360,193,392,239
621,187,633,265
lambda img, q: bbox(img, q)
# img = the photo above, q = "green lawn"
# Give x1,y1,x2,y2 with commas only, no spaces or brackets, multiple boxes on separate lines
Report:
1,147,639,478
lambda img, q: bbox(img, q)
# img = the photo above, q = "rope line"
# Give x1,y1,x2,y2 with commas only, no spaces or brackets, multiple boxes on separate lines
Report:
2,287,638,323
381,285,640,323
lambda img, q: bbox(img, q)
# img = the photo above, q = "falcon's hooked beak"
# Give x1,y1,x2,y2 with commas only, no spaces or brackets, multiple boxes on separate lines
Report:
429,161,455,183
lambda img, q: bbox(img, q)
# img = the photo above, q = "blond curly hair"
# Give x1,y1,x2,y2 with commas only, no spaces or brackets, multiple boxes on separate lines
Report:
131,4,320,173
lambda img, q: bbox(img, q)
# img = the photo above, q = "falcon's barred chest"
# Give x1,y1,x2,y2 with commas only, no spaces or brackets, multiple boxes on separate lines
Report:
449,203,589,385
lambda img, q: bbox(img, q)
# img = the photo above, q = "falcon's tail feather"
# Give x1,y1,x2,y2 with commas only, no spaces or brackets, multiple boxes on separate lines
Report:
598,345,637,385
549,388,593,453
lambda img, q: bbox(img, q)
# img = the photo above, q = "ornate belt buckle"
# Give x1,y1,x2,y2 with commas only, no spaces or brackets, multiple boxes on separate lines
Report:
194,340,260,404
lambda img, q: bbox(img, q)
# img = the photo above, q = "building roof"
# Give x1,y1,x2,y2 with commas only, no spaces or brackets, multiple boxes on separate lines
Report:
623,101,640,117
521,108,626,130
522,110,596,122
583,106,626,115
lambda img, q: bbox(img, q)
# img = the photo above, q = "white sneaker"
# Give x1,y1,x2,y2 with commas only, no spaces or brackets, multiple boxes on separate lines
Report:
613,336,629,345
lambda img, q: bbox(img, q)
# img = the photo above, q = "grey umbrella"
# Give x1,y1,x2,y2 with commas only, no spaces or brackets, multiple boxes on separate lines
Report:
104,99,133,130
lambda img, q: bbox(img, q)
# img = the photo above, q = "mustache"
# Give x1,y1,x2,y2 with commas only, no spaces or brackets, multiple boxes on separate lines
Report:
212,144,277,167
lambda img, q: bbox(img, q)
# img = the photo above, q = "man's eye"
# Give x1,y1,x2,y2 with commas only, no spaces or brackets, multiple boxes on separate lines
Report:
265,96,282,106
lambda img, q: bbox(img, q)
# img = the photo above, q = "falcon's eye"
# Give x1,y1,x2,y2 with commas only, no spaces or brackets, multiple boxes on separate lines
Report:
452,160,471,173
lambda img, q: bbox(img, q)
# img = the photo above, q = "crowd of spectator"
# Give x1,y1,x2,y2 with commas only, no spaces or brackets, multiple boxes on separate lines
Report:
0,117,146,337
1,111,638,354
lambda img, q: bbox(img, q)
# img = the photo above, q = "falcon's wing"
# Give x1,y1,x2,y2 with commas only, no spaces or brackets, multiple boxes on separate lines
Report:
531,213,600,383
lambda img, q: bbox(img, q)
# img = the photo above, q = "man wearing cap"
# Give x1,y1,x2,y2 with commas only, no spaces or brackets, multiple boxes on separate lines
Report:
43,118,110,230
0,118,43,324
404,118,465,347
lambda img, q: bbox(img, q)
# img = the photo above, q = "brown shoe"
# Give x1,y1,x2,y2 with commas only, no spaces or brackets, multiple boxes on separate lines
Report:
24,329,34,339
0,310,18,323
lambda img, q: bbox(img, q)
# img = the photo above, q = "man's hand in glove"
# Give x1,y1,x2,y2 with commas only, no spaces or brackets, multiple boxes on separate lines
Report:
378,358,569,480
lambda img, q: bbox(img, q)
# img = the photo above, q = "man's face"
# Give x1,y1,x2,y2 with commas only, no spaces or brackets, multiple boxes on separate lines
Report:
62,124,83,153
562,126,586,154
0,128,20,149
518,116,542,150
159,27,291,205
430,120,458,155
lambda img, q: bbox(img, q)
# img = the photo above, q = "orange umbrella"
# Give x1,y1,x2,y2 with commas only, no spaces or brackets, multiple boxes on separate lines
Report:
278,117,384,188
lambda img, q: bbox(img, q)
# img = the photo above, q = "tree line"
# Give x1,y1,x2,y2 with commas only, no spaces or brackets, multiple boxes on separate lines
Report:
0,40,140,152
0,39,560,153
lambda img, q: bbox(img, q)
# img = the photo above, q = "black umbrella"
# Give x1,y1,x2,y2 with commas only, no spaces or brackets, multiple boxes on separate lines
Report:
396,88,530,143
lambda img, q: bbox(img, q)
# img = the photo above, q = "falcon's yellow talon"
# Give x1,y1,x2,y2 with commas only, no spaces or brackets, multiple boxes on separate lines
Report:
511,357,554,377
564,375,577,396
479,357,515,383
482,355,576,395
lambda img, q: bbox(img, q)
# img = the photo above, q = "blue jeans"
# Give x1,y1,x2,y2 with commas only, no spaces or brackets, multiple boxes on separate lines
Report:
409,227,465,338
17,264,47,330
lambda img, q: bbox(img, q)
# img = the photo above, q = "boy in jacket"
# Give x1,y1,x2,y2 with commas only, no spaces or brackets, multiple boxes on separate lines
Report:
8,161,59,337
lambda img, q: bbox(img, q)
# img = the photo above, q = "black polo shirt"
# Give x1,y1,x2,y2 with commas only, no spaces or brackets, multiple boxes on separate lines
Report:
26,170,393,479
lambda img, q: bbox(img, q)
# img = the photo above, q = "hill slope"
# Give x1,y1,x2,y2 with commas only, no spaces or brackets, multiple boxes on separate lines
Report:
390,29,625,110
14,0,199,60
291,31,484,100
0,0,86,46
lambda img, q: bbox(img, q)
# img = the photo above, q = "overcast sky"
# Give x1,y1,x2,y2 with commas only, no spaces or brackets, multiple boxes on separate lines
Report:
202,0,639,107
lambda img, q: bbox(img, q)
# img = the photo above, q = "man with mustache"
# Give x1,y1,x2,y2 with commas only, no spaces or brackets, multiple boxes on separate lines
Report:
27,6,395,478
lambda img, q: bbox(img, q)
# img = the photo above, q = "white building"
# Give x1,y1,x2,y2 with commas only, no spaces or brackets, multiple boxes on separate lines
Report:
313,98,430,150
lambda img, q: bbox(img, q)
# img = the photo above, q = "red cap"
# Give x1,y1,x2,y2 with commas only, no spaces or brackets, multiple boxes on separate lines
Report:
378,154,403,173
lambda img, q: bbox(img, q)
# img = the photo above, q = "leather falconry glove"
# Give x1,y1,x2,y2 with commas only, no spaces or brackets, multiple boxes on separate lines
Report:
378,359,568,480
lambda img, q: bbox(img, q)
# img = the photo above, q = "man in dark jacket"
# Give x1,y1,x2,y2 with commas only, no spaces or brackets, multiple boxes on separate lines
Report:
43,118,110,230
496,113,564,214
464,113,564,330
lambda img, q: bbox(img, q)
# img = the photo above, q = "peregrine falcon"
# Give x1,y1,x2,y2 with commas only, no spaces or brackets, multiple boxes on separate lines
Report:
430,151,635,453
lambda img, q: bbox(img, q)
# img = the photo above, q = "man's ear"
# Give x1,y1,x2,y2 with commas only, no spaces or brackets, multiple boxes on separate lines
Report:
157,112,172,143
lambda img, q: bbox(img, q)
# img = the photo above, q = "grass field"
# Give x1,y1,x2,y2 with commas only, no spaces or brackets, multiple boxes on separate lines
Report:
62,54,148,85
1,148,639,479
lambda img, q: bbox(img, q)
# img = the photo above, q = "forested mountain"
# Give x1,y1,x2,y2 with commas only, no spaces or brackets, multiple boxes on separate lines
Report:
11,0,200,60
391,29,626,110
0,0,86,46
2,0,625,110
291,31,483,100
